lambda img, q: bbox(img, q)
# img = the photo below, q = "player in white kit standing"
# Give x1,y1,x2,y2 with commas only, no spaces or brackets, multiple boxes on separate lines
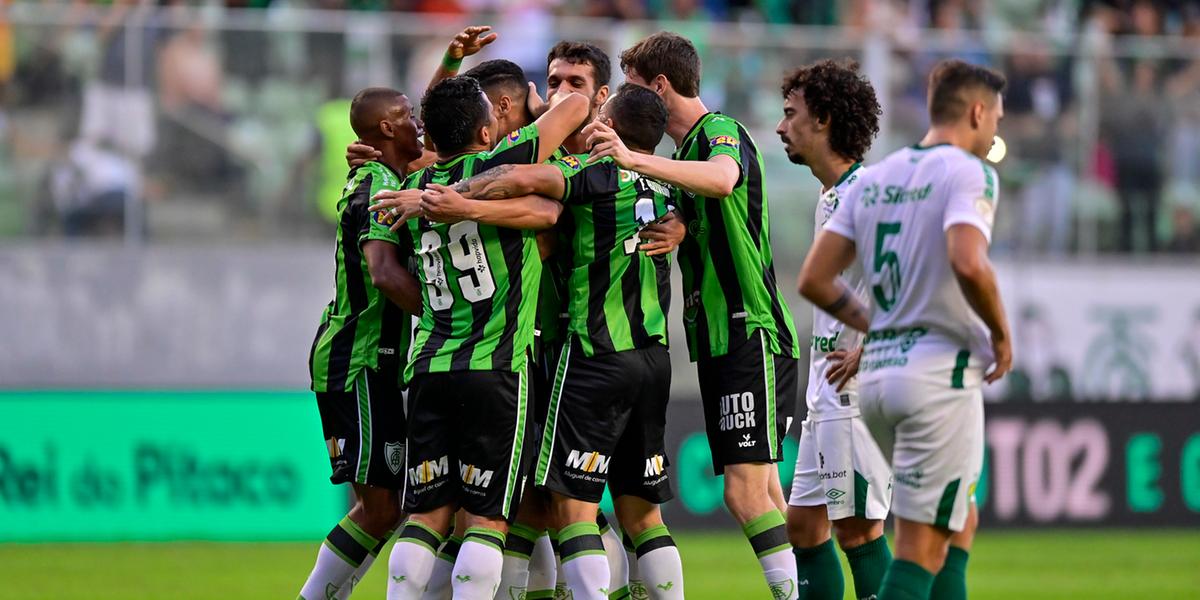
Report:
775,59,895,600
798,59,1013,600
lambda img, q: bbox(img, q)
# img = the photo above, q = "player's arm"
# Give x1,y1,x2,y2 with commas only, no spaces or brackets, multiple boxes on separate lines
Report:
451,163,568,201
947,225,1012,383
421,184,562,230
363,240,422,314
529,92,590,164
798,230,870,333
425,26,497,95
582,121,740,198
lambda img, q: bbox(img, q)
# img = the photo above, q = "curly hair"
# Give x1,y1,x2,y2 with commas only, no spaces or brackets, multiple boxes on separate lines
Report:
780,59,881,163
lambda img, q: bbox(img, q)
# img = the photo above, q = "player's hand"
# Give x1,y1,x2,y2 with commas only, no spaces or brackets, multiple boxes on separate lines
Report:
369,189,424,230
346,140,381,168
985,334,1013,384
420,183,473,224
638,211,687,256
583,121,637,168
825,346,862,391
448,25,498,60
527,82,548,118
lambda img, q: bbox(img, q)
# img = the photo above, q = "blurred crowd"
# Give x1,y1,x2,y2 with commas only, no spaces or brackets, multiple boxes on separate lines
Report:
0,0,1197,254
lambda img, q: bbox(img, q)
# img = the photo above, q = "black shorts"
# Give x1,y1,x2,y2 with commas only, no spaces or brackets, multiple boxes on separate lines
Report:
315,367,406,489
404,366,533,520
535,338,673,504
531,338,564,429
697,329,798,474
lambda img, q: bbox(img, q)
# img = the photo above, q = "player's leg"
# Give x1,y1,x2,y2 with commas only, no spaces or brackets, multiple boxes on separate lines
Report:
390,373,460,600
452,368,534,599
698,332,799,599
597,511,631,599
419,513,462,600
497,499,547,600
931,502,976,600
786,418,842,600
825,415,894,600
300,369,405,600
620,530,647,599
610,344,681,600
525,532,558,599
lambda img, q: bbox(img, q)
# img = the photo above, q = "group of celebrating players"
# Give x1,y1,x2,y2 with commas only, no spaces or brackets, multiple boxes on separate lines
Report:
299,23,1011,600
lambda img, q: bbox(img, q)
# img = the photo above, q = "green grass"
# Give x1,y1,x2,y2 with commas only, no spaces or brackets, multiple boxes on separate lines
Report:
2,530,1197,599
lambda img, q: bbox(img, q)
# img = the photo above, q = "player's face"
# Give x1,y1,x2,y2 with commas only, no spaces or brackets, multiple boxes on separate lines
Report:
388,95,425,161
973,92,1004,159
777,90,819,166
548,59,603,120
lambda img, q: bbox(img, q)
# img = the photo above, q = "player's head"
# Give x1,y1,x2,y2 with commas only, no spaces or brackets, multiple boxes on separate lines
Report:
596,83,668,153
619,31,700,99
421,76,496,157
546,41,612,119
464,59,533,136
776,59,881,166
927,59,1007,159
349,87,425,163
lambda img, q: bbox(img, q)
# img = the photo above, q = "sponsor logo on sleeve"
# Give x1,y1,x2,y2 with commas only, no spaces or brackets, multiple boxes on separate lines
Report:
708,135,740,149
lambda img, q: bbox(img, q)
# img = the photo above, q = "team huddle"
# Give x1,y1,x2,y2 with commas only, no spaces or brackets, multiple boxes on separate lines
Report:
300,25,1011,600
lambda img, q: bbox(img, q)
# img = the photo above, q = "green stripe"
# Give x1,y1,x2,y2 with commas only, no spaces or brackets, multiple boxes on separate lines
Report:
558,521,600,542
465,526,506,553
562,549,608,560
762,334,778,460
632,524,670,548
402,521,447,554
338,516,380,551
755,543,792,559
508,523,541,543
321,538,360,567
355,370,372,482
853,471,868,519
526,591,555,599
609,585,631,599
536,339,572,485
935,478,961,529
502,365,529,519
951,350,970,389
741,510,785,538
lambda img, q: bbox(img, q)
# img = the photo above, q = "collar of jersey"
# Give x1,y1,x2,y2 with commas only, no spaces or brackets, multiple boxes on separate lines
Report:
433,153,475,170
363,160,403,179
910,142,952,151
678,111,720,152
834,162,863,187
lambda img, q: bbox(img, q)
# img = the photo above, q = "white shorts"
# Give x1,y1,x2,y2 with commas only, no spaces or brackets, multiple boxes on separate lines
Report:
858,371,984,532
788,412,892,521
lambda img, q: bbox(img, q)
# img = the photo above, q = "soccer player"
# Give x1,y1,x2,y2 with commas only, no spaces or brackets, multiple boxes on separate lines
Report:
775,59,895,600
299,87,425,600
417,83,687,600
797,59,1012,600
586,31,802,598
383,76,589,600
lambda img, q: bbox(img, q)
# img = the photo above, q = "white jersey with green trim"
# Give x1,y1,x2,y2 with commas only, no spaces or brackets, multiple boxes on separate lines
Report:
824,144,1000,384
806,163,868,420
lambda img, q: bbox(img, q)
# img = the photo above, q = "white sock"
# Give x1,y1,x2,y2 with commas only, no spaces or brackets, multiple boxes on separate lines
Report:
598,519,629,597
631,526,683,600
301,517,382,600
451,529,506,600
334,551,378,599
421,537,462,600
496,524,539,600
388,524,446,600
621,531,646,599
526,533,557,598
559,522,610,600
759,549,800,600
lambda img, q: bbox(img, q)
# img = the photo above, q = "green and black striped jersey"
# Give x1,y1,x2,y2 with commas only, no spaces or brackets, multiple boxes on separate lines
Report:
401,124,544,380
554,154,675,356
535,145,572,358
310,161,412,392
673,112,800,361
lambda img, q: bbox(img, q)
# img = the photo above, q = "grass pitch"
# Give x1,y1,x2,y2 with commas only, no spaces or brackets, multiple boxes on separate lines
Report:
2,530,1197,599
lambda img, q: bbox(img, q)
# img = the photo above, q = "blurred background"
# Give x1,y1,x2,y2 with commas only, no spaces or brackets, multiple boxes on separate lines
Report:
1,0,1198,598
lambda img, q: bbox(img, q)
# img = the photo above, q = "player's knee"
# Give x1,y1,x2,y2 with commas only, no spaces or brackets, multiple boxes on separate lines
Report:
786,506,830,548
832,517,883,550
613,497,663,538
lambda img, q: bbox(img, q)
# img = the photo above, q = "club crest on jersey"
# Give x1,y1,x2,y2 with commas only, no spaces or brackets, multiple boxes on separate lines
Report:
372,210,395,226
709,135,739,149
559,154,582,170
506,130,522,143
384,441,405,475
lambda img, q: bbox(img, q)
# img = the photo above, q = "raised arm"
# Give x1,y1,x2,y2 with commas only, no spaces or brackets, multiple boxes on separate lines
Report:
451,164,567,201
797,230,870,333
426,26,497,95
530,93,590,164
947,224,1012,383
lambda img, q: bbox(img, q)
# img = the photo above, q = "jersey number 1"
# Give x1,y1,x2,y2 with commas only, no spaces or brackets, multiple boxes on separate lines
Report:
419,221,497,310
872,221,902,312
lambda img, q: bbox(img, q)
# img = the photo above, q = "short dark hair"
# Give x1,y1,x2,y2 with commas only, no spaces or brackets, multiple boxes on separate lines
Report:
546,41,612,92
927,59,1007,125
619,31,700,97
349,87,404,140
781,59,881,163
605,83,668,152
421,76,490,156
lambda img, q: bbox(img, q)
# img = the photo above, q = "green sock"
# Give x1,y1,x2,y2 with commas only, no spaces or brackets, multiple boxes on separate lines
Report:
843,535,892,599
930,547,969,600
792,539,844,600
879,559,934,600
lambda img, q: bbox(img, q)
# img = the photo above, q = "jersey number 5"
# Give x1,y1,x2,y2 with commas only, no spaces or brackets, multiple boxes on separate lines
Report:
418,221,497,311
872,221,902,312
